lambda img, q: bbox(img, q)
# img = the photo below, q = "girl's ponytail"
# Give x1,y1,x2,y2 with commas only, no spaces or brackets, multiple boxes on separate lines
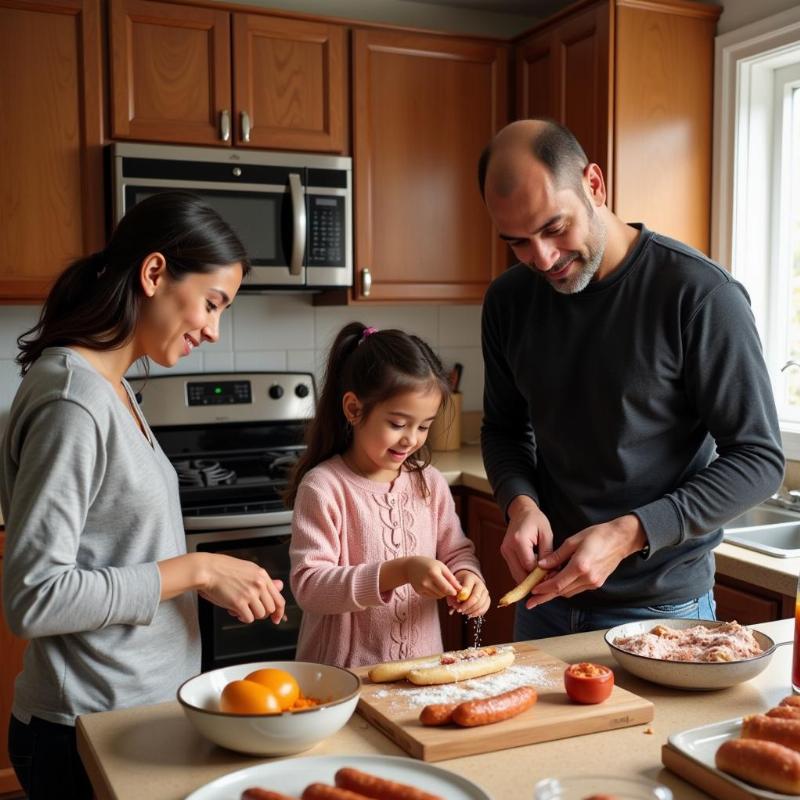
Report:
284,322,365,506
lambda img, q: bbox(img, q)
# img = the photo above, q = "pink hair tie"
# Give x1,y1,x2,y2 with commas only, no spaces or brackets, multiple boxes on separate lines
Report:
359,326,378,344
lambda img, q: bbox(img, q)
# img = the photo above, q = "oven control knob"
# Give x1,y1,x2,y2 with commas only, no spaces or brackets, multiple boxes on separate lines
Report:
268,384,284,400
295,383,310,398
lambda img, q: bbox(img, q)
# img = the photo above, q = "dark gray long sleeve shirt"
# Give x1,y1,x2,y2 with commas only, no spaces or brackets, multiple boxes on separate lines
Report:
481,225,784,608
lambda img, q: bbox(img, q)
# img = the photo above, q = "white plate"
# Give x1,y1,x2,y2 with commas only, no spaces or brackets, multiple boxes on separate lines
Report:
185,754,492,800
668,717,793,799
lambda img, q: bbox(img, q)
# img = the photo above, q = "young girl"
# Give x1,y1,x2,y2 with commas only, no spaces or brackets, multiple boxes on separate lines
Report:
286,322,490,668
1,192,285,798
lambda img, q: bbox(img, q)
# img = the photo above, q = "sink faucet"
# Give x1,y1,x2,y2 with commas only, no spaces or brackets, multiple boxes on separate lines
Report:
781,360,800,372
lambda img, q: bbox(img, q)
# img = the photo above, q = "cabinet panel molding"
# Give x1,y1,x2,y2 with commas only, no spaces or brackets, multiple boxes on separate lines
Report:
233,14,345,152
110,0,231,145
0,0,104,302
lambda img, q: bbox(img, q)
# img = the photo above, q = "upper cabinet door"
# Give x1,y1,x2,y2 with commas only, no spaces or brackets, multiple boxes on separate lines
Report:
110,0,232,145
233,14,346,152
353,29,509,302
0,0,104,303
517,3,610,175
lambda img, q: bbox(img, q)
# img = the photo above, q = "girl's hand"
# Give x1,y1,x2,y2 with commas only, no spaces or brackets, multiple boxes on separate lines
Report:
448,571,491,618
198,553,286,624
405,556,461,599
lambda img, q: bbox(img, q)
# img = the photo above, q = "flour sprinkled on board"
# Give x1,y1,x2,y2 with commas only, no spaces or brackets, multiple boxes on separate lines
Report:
368,663,560,711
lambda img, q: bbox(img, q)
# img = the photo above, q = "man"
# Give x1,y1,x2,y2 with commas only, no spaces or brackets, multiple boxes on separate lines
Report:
478,118,784,639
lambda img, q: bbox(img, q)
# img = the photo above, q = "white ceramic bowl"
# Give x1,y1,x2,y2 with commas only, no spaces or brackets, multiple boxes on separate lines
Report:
604,618,782,690
177,661,360,756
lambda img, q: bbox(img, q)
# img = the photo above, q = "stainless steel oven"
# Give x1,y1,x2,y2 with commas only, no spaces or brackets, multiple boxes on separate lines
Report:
136,372,314,671
112,142,352,291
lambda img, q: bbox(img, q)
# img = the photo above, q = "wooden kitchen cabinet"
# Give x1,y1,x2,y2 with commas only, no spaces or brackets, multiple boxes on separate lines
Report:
0,531,25,795
466,493,516,647
110,0,346,152
0,0,105,303
516,0,721,254
352,29,509,302
714,573,794,626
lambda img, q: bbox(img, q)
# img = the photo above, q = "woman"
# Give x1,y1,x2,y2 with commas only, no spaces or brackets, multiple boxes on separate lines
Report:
1,192,286,798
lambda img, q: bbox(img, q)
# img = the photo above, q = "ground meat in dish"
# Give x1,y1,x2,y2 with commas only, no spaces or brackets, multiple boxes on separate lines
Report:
613,621,763,662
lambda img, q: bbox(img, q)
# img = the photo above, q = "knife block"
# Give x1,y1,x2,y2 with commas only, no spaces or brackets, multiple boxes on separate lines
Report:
429,392,462,451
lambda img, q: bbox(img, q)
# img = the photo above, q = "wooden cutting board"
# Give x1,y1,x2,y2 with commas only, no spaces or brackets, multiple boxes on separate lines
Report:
353,642,654,762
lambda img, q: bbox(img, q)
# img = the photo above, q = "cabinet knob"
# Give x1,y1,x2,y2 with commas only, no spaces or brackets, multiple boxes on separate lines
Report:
361,267,372,298
219,109,231,142
240,110,251,143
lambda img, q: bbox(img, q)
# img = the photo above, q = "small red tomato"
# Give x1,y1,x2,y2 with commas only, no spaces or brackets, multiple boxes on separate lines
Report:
564,662,614,704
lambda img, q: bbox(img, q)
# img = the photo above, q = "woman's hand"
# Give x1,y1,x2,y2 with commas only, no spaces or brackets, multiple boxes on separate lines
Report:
159,553,286,624
448,571,491,618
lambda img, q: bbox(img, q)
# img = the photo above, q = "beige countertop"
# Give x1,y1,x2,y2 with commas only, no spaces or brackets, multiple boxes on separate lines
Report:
432,446,800,598
77,618,796,800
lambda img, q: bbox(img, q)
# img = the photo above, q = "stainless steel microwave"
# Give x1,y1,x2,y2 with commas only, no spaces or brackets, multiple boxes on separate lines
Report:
111,143,352,291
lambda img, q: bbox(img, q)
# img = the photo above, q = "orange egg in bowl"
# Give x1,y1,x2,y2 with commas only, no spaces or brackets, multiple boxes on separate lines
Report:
244,668,300,711
177,661,361,756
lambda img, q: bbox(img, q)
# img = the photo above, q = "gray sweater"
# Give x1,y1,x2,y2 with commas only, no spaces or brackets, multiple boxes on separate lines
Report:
1,348,200,726
481,225,784,608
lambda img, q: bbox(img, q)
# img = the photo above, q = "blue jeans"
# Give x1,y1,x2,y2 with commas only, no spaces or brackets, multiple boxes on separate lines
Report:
514,591,717,641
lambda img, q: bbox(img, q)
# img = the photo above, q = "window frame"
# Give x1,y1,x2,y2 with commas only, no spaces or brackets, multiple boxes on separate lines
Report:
712,6,800,458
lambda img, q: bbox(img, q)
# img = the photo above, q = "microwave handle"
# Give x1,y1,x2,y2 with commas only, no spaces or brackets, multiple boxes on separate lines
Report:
288,173,306,276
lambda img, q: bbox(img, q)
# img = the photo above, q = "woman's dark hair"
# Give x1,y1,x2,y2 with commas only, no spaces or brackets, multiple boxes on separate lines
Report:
16,191,249,375
284,322,451,506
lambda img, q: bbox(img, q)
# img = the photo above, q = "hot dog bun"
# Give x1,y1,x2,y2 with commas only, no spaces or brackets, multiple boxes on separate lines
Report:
407,647,515,685
368,646,513,684
741,714,800,752
367,655,441,684
715,738,800,794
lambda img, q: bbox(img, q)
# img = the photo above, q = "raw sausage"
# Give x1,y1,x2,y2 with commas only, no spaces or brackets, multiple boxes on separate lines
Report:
334,767,444,800
716,738,800,794
241,790,296,800
451,685,538,727
302,784,372,800
418,703,458,726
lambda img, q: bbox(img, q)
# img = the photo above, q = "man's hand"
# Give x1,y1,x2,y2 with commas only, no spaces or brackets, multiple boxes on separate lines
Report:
500,496,554,585
529,514,647,609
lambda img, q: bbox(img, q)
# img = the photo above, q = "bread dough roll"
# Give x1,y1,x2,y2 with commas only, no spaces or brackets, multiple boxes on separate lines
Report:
742,714,800,752
716,738,800,794
407,648,515,685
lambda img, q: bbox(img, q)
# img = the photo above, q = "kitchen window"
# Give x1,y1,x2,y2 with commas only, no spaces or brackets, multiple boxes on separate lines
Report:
713,6,800,457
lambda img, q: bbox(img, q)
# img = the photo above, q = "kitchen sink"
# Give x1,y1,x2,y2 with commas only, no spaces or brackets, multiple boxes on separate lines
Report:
722,504,800,558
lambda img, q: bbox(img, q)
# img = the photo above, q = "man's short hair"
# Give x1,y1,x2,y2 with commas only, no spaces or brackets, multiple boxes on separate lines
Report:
478,119,589,199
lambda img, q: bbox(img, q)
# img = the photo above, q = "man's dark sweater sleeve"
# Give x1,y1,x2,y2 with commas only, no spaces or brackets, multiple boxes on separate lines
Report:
480,281,540,517
633,281,785,555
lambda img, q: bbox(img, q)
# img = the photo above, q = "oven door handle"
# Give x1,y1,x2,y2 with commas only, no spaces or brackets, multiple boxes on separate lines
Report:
288,172,306,276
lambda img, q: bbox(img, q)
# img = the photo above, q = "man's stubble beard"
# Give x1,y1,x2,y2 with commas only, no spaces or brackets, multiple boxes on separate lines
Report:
543,211,608,295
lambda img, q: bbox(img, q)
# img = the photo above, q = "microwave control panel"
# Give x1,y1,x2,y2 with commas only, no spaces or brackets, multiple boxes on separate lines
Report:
307,195,345,267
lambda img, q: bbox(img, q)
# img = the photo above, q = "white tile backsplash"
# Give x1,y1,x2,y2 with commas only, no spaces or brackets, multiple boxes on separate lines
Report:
0,299,485,439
